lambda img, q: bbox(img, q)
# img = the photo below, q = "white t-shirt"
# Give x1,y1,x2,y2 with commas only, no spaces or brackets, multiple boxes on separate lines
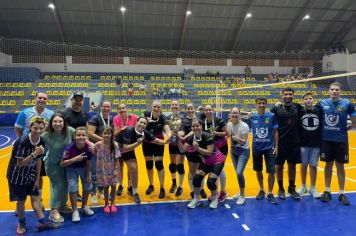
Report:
227,120,249,149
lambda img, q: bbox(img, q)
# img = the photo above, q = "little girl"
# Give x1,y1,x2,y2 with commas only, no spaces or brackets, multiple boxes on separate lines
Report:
94,127,121,213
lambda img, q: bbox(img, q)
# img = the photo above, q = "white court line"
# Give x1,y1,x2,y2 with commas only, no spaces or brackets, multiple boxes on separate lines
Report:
224,204,231,209
317,167,356,183
232,213,239,219
0,153,10,159
0,134,10,148
351,147,356,150
345,166,356,170
242,224,250,231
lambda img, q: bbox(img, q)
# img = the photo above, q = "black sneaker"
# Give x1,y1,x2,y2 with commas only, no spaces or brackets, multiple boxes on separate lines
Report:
77,193,82,202
127,186,133,196
200,189,207,199
116,185,124,196
159,188,165,199
133,193,141,204
338,194,350,206
278,189,286,200
266,193,278,205
288,188,300,200
145,185,154,195
321,191,332,202
256,190,266,200
175,187,183,197
169,183,177,193
190,191,194,199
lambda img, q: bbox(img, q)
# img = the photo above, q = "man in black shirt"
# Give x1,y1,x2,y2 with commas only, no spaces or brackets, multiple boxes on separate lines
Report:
297,93,322,198
60,92,88,129
271,87,303,200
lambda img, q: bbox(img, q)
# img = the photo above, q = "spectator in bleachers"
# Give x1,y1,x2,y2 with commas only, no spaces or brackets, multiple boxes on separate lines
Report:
244,65,252,78
14,91,54,208
128,88,133,96
90,102,97,112
139,83,146,91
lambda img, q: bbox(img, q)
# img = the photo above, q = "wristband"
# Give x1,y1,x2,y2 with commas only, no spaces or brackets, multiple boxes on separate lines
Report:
30,153,35,159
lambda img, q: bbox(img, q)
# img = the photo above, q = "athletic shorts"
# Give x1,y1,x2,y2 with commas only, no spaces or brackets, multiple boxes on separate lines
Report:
169,144,185,155
253,149,276,174
301,147,320,167
142,141,164,157
320,140,349,164
40,159,46,176
185,152,201,163
121,152,136,162
276,143,301,166
8,182,39,202
198,162,225,176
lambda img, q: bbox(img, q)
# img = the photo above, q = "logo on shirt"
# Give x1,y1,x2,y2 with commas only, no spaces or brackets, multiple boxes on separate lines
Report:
264,118,270,124
325,114,339,127
301,114,319,131
337,106,343,112
256,127,268,139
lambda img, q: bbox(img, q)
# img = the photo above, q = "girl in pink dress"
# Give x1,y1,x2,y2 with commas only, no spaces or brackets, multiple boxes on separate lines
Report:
94,127,121,213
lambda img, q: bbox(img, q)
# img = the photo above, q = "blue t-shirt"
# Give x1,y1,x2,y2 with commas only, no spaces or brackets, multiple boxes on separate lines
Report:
249,112,278,152
15,107,54,137
318,98,356,142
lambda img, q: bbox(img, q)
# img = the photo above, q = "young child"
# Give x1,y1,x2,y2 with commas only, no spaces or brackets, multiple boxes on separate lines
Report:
60,126,94,223
94,127,121,213
7,116,61,234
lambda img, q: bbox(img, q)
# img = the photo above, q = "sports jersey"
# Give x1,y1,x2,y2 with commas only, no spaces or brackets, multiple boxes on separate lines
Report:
120,127,156,159
249,112,278,152
143,111,168,136
62,141,93,168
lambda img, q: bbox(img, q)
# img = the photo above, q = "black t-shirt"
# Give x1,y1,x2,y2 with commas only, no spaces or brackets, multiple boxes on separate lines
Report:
201,117,226,141
88,113,114,137
180,115,195,134
7,136,45,186
60,107,88,129
120,126,156,159
300,106,322,147
271,103,304,144
186,131,216,159
143,111,168,136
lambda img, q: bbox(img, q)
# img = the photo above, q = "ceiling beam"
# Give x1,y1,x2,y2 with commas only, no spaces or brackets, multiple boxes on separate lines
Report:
230,0,255,51
278,0,317,51
51,0,66,43
311,0,355,49
178,0,192,50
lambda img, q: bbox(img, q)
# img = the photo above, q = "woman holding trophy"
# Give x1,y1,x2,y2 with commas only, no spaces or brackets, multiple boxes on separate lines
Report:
167,100,185,197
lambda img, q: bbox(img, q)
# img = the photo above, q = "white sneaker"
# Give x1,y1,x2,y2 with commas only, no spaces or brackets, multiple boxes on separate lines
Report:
209,198,218,209
72,210,80,222
187,198,200,209
236,195,245,205
80,206,94,216
232,193,240,199
297,185,308,195
309,187,321,199
90,194,98,204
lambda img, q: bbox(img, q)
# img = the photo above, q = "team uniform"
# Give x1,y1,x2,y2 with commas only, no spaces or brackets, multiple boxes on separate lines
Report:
88,113,114,138
186,132,226,176
119,127,156,161
300,106,322,166
201,117,228,155
180,115,201,163
271,103,304,165
142,111,168,157
318,98,356,163
250,112,278,174
7,136,46,201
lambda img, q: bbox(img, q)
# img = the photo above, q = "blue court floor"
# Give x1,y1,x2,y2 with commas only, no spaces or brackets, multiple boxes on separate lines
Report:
1,193,356,236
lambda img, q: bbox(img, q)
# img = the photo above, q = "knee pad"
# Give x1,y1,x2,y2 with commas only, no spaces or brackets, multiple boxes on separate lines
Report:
177,164,185,175
155,160,164,171
193,175,204,188
207,178,217,191
169,163,177,174
146,160,154,170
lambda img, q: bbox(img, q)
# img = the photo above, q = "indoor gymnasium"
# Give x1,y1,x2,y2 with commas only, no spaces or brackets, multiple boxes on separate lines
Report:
0,0,356,235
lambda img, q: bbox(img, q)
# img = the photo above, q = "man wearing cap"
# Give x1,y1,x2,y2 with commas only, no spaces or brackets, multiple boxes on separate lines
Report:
59,92,88,130
14,92,54,207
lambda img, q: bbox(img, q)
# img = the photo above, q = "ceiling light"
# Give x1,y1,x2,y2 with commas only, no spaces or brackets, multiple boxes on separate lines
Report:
120,6,126,12
246,13,252,18
48,3,55,9
303,14,310,20
186,10,192,16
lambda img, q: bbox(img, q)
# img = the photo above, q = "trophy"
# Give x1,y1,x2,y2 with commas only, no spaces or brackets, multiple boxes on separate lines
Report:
169,113,182,144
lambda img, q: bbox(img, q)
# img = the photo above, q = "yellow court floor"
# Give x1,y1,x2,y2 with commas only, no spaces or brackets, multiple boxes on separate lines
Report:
0,132,355,211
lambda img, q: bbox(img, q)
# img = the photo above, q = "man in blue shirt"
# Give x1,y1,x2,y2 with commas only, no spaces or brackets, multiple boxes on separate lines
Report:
318,82,356,205
250,98,279,204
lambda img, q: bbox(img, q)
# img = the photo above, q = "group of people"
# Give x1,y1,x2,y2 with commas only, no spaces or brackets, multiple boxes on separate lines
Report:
6,82,356,234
